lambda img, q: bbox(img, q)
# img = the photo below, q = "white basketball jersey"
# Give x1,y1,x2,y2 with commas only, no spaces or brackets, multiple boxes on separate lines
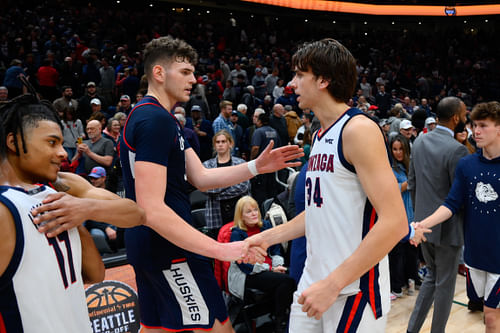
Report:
0,185,91,333
299,108,390,318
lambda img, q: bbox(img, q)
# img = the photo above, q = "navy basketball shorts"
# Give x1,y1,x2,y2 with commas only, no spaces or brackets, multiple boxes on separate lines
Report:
466,265,500,309
133,257,229,331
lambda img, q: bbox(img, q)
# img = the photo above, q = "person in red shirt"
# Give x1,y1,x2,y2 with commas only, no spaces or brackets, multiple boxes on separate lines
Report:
37,58,59,102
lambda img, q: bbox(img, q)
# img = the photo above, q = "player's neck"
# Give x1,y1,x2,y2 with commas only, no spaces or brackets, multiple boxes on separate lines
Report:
482,139,500,160
0,159,36,189
147,86,176,112
313,97,350,130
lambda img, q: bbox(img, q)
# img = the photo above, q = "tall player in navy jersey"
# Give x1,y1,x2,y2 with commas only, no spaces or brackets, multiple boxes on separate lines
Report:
245,39,409,332
119,36,303,333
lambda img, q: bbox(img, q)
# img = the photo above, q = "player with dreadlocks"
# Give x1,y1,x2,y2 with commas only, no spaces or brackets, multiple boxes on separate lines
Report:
0,77,145,332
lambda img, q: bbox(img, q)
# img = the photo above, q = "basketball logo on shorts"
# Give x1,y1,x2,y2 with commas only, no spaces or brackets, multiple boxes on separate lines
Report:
86,280,140,333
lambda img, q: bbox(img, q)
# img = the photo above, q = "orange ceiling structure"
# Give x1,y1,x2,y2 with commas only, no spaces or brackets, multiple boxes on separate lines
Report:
241,0,500,16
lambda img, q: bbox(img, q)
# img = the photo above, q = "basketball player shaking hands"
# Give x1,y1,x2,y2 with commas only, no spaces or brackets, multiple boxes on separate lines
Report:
246,39,408,332
0,96,104,332
119,36,302,333
413,102,500,332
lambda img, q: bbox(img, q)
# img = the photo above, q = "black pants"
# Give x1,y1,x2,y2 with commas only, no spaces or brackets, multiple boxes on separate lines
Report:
245,271,296,319
389,242,405,293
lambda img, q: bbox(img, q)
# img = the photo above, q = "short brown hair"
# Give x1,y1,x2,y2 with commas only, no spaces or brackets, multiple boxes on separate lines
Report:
292,38,357,103
143,36,198,79
470,101,500,125
219,100,232,110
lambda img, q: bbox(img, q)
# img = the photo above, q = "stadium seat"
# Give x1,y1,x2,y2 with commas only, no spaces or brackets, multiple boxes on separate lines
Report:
191,208,208,234
190,190,208,210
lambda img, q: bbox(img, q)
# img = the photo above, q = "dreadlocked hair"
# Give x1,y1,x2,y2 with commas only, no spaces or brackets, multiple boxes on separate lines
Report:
0,93,62,157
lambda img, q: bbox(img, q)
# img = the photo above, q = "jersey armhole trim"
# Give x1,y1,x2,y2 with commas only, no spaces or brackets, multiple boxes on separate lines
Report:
338,109,390,174
0,195,25,288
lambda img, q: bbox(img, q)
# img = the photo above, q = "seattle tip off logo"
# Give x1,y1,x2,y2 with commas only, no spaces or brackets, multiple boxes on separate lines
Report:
86,280,141,333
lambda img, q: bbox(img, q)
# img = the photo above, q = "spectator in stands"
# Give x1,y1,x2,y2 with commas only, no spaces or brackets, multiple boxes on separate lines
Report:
251,113,280,208
102,118,121,145
37,58,59,102
359,76,372,98
252,67,267,100
284,106,302,144
375,84,391,118
273,78,285,101
229,196,296,333
203,130,250,239
270,103,289,147
213,100,234,137
294,113,314,145
265,68,280,96
175,113,200,156
99,57,115,106
58,56,83,96
424,117,437,132
388,134,418,300
230,110,243,157
0,87,8,103
276,86,297,110
115,94,132,116
77,81,105,123
235,103,250,130
84,167,118,254
73,119,114,175
222,79,238,103
191,105,214,162
230,62,248,85
174,106,193,129
399,119,415,143
3,59,26,99
59,103,84,156
53,86,78,114
113,112,127,132
241,85,261,115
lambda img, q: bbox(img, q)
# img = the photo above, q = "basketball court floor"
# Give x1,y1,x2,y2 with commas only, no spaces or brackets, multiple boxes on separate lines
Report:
102,265,484,332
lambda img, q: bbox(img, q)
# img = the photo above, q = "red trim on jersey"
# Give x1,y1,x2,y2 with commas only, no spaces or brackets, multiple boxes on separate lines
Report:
141,316,229,332
0,312,6,333
171,258,187,264
368,208,377,316
343,292,363,333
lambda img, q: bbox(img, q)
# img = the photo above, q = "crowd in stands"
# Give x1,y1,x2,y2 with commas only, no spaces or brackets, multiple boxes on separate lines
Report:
1,1,496,329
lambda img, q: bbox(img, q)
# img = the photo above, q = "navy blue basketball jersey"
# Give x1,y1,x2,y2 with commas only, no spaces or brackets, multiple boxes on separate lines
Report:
120,96,197,269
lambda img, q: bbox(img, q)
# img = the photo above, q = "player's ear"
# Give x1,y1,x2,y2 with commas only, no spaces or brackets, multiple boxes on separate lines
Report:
318,77,330,90
6,132,17,154
151,64,165,83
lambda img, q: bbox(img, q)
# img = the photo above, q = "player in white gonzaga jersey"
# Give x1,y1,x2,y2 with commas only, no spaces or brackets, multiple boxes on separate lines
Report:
245,39,410,332
0,94,104,332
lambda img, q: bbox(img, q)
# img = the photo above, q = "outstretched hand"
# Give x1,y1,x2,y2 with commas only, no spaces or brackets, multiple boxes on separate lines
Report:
410,222,432,247
255,140,304,174
237,233,270,264
31,192,89,237
219,241,267,264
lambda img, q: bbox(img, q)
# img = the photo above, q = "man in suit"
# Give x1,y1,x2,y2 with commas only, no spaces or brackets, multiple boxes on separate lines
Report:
407,96,469,333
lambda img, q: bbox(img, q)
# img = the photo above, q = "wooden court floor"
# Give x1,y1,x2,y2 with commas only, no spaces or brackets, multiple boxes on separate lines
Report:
102,266,484,332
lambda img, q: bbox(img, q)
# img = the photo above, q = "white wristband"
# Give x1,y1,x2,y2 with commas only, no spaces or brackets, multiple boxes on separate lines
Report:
247,160,259,176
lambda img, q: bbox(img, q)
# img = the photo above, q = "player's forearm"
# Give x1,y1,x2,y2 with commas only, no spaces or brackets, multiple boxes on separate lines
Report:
78,225,105,284
254,212,305,248
324,213,407,294
419,205,453,229
85,198,146,227
193,162,253,192
145,205,226,260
